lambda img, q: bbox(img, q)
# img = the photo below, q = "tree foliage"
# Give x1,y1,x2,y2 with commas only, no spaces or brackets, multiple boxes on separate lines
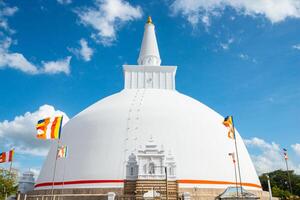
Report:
0,168,17,200
259,170,300,199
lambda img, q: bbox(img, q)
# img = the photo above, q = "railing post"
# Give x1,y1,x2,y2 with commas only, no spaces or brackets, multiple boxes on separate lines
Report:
107,192,116,200
24,194,27,200
16,193,21,200
182,192,190,200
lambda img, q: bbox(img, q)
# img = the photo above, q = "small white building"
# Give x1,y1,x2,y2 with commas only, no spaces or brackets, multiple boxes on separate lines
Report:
18,171,35,193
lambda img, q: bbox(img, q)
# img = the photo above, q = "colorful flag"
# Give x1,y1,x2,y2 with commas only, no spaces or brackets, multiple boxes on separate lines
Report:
36,116,63,140
228,152,236,163
283,148,288,160
57,145,67,158
223,116,235,139
0,149,14,163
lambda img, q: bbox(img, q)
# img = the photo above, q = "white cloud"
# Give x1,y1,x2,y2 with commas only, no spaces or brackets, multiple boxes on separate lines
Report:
0,105,69,157
76,0,143,46
220,43,229,50
30,168,41,178
291,143,300,157
239,53,249,60
0,52,38,74
0,37,72,75
220,38,234,50
78,39,94,61
69,39,94,62
245,137,300,174
201,15,210,27
0,3,18,32
292,44,300,50
171,0,300,26
239,53,257,63
0,37,38,74
57,0,72,5
1,6,18,16
0,4,72,75
42,56,72,74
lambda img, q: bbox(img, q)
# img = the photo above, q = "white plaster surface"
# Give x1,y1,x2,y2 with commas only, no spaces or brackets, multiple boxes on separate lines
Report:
36,89,261,190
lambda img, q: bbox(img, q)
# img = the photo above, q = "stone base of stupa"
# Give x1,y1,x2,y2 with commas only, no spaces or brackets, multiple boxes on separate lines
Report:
178,188,273,200
18,187,274,200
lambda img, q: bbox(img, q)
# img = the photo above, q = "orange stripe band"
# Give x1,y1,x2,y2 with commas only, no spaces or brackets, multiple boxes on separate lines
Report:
178,179,261,189
35,179,261,189
35,180,124,188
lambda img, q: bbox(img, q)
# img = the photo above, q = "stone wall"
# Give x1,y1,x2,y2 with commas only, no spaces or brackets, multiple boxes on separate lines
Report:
18,187,280,200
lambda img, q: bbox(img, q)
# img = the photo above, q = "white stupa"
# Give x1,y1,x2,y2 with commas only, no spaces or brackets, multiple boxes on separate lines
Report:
35,17,262,198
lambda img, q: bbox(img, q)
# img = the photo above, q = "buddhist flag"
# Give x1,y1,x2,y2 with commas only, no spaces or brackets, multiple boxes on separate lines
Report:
0,149,14,163
57,145,67,158
283,148,288,160
36,116,63,140
223,116,235,139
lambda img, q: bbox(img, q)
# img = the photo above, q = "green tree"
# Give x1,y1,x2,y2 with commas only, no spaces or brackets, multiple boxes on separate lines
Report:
0,168,17,200
259,170,300,199
272,185,291,199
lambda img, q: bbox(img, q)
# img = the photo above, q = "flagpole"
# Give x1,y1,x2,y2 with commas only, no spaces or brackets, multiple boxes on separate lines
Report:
51,140,60,197
9,156,13,174
231,116,243,198
62,153,67,200
9,158,13,179
233,158,239,198
284,153,293,195
230,153,239,198
266,174,272,200
36,115,64,199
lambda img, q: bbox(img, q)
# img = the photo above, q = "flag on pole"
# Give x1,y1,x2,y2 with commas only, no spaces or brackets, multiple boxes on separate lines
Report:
283,148,288,160
57,145,67,158
228,152,236,163
0,149,14,163
223,116,235,139
36,116,63,140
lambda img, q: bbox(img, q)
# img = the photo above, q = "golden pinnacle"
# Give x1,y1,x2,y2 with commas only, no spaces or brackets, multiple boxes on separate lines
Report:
147,16,153,24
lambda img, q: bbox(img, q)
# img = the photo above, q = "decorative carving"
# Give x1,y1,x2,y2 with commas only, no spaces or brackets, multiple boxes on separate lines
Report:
140,55,161,66
126,153,139,180
126,137,176,180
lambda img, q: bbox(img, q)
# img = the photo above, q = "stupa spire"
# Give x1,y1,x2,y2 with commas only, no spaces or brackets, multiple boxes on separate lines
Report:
138,16,161,66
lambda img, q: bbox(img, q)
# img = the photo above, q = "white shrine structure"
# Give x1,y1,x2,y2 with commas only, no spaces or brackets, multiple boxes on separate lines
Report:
32,17,271,199
18,171,35,194
126,137,176,181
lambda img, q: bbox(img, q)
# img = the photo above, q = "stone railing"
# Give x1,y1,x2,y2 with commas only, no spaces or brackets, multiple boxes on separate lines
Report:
138,174,165,179
17,192,116,200
137,174,177,180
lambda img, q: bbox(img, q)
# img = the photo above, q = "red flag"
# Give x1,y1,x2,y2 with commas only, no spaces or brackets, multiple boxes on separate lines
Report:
0,150,14,163
283,148,288,160
0,152,6,163
8,149,14,162
228,152,236,163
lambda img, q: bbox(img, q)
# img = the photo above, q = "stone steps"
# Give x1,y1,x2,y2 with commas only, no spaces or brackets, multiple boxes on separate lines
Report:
124,180,178,200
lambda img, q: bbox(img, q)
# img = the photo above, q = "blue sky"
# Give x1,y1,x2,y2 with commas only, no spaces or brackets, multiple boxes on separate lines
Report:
0,0,300,176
